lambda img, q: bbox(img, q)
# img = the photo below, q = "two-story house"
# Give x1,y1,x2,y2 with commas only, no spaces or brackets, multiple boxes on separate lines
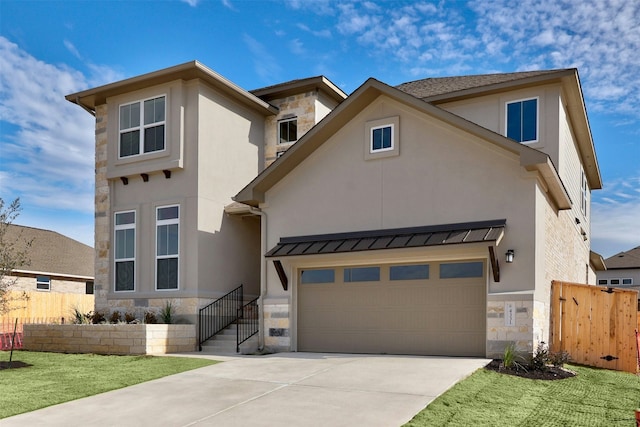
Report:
66,61,345,325
597,246,640,309
68,63,601,357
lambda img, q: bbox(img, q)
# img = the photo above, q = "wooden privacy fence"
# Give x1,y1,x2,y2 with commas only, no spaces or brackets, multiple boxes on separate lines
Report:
0,291,94,333
550,280,638,373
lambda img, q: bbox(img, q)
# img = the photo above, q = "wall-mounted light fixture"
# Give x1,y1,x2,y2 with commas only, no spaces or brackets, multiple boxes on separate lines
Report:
505,249,515,263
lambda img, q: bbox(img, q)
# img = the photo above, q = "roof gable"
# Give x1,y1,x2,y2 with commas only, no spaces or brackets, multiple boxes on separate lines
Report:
234,77,571,210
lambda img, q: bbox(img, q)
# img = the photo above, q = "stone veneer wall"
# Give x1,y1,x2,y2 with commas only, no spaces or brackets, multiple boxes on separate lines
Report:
23,324,196,355
94,104,110,314
263,91,318,168
486,296,534,357
263,300,290,351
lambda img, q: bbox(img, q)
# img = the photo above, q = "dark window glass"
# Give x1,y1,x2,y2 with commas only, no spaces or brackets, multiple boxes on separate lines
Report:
372,126,392,151
157,224,179,256
157,258,178,289
36,276,50,290
115,211,135,225
86,281,94,295
390,264,430,280
440,262,483,279
120,130,140,157
120,102,140,130
157,206,179,220
344,267,380,282
610,279,620,285
144,125,165,153
622,278,632,285
507,99,537,142
144,97,165,124
597,279,608,285
115,228,135,259
279,119,297,144
115,261,134,291
300,269,335,284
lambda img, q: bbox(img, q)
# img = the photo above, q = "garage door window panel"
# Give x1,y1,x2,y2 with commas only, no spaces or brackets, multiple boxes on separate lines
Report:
440,262,483,278
300,268,335,284
344,266,380,282
390,264,430,280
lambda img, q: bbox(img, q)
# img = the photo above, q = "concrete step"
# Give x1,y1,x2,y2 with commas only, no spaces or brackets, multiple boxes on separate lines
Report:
200,324,259,355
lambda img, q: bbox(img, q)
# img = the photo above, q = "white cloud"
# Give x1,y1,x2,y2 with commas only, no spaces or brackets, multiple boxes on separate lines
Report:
221,0,237,11
591,175,640,257
0,37,110,217
181,0,199,6
242,34,282,83
63,39,82,60
289,38,305,56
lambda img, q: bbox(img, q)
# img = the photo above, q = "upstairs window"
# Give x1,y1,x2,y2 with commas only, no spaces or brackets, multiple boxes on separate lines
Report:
156,205,179,290
370,124,393,153
36,276,50,291
119,96,166,158
580,168,588,216
115,211,136,292
506,98,538,143
278,118,297,144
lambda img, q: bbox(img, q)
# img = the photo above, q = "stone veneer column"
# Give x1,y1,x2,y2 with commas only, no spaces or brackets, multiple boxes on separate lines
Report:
263,301,290,351
94,104,110,313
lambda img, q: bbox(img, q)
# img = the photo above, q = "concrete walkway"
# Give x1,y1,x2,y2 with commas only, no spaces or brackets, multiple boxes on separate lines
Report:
2,352,490,426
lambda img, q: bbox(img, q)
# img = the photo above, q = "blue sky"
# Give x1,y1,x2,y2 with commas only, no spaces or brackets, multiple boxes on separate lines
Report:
0,0,638,258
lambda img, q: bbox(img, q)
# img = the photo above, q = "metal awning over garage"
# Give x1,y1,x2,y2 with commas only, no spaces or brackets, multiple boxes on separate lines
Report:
265,219,506,258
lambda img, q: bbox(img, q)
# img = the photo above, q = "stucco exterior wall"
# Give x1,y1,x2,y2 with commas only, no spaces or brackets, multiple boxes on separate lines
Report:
260,95,542,354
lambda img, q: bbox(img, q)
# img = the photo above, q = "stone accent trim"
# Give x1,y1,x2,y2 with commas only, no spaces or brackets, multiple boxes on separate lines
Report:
22,324,196,355
263,303,290,351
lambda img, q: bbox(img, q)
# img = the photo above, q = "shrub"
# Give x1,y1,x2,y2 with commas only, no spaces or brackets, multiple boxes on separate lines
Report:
548,350,571,367
528,341,549,372
109,311,122,324
124,312,137,324
91,311,106,324
71,308,92,324
501,342,527,372
160,301,174,324
144,311,157,324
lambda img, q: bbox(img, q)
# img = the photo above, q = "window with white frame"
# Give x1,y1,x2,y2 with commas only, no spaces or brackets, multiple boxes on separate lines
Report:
370,124,393,153
278,118,297,144
580,168,588,216
36,276,50,291
156,205,179,290
119,96,166,157
506,98,538,143
114,211,136,292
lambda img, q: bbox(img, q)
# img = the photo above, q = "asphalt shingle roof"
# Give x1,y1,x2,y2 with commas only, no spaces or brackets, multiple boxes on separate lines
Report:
396,69,568,100
4,224,94,277
604,246,640,269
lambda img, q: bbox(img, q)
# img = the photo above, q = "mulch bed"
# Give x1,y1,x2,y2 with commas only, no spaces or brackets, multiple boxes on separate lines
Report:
0,361,32,370
485,359,576,380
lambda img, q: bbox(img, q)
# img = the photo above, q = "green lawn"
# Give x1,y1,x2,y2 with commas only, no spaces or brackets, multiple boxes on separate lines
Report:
0,351,217,419
405,364,640,426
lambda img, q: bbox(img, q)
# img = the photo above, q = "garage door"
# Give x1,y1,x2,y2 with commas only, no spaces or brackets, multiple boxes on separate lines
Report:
297,261,486,356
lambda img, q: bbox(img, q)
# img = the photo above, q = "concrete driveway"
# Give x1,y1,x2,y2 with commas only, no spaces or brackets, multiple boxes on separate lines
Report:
2,352,490,426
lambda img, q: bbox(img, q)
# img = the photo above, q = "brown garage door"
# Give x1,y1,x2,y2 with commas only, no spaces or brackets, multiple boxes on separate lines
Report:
297,261,486,356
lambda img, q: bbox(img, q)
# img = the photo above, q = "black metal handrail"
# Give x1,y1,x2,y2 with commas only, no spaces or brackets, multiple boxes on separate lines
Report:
198,285,243,351
237,297,259,353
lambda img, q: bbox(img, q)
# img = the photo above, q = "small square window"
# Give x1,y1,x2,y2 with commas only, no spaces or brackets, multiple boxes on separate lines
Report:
278,118,297,144
86,281,94,295
610,279,620,285
36,276,50,291
597,279,608,285
371,125,393,152
622,278,633,285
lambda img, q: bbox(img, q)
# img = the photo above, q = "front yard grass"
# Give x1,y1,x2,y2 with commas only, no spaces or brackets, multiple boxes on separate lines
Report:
0,351,217,419
405,364,640,426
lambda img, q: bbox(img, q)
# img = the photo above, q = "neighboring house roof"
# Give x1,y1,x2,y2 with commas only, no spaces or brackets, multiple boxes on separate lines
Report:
251,76,347,104
604,246,640,269
265,219,506,258
397,69,601,190
66,60,278,115
234,77,571,210
5,224,94,279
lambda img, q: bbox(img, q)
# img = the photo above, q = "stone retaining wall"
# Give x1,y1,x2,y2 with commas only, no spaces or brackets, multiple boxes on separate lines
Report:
22,324,196,355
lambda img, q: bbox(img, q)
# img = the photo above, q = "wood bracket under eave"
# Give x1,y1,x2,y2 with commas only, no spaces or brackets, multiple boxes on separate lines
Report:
488,246,500,282
141,173,149,182
273,260,288,291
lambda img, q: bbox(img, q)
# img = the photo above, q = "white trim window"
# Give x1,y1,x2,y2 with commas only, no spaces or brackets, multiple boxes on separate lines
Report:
119,95,166,158
156,205,179,290
36,276,50,291
580,168,588,217
278,117,297,144
506,97,538,143
370,124,394,153
114,211,136,292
